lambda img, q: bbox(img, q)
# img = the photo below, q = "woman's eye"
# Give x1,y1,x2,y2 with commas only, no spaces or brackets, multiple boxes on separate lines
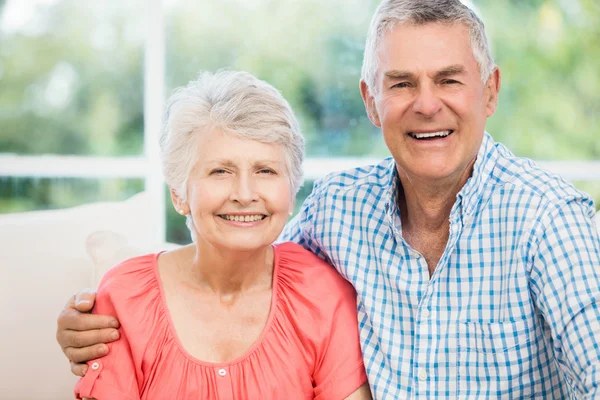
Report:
211,169,228,175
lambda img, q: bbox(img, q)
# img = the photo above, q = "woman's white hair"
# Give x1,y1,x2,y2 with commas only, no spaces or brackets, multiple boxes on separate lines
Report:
159,70,305,235
361,0,496,94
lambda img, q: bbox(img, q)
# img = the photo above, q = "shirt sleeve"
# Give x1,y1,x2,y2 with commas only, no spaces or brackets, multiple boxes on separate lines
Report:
74,279,142,400
528,198,600,398
312,279,368,400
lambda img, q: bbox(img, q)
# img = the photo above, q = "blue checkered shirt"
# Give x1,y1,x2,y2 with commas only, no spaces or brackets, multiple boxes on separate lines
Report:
281,133,600,399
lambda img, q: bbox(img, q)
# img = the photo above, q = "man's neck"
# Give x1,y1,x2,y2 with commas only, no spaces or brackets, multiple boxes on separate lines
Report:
398,174,466,233
397,162,475,276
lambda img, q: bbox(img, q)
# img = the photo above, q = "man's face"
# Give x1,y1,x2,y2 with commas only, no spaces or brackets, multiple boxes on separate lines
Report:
361,22,500,184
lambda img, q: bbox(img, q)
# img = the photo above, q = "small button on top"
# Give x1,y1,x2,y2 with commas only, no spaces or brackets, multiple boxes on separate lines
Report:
418,369,428,381
218,368,227,376
91,362,100,371
422,308,430,318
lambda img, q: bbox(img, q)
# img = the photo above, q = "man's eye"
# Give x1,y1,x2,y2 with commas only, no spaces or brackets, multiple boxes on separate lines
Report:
442,79,459,85
258,169,276,175
392,82,411,89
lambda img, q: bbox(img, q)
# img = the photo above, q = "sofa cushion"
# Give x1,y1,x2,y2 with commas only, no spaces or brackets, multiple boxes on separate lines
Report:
0,192,171,400
86,230,180,287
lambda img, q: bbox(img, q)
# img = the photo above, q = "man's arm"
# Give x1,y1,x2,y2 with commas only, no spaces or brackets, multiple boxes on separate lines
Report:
56,289,120,376
345,383,372,400
528,199,600,397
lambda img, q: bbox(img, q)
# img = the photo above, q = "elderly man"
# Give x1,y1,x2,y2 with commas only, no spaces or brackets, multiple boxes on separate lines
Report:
57,0,600,398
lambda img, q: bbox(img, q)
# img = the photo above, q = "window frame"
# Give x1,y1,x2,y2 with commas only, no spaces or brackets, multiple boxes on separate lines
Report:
1,0,599,242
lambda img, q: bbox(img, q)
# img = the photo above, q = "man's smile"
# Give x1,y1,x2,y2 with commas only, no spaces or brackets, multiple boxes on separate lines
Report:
408,130,454,140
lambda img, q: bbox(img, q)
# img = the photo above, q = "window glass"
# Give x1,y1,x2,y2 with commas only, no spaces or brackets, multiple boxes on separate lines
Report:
0,176,143,212
0,0,145,156
482,0,600,160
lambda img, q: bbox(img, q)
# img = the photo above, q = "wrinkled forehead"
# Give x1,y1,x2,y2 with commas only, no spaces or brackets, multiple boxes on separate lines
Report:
375,22,477,78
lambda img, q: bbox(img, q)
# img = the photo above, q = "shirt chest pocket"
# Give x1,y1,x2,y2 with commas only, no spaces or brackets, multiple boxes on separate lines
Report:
457,319,535,398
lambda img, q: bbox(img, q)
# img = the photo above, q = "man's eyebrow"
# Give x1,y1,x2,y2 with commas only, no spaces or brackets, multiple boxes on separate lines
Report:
384,70,414,80
435,65,466,78
384,65,466,81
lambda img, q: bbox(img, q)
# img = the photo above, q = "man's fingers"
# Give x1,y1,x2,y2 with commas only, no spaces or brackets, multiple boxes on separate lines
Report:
73,288,96,312
58,307,119,332
65,343,110,364
59,327,119,350
70,360,88,377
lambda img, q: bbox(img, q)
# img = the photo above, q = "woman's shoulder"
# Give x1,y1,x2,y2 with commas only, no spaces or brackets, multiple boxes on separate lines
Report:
99,253,159,290
95,253,162,315
274,242,356,305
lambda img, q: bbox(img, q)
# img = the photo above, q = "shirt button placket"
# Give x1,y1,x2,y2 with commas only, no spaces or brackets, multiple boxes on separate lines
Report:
415,302,431,395
215,367,233,400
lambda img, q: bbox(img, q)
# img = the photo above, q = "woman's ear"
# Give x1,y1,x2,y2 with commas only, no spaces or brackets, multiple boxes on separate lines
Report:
170,187,188,215
288,195,296,217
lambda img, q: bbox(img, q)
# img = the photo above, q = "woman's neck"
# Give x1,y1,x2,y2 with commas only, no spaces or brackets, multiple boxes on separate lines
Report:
173,243,274,297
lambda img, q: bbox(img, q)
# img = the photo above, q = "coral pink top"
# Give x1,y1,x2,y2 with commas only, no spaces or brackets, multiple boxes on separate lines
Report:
75,242,367,400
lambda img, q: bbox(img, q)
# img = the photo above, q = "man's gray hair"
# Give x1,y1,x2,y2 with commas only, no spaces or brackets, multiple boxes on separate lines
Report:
159,70,305,234
361,0,496,93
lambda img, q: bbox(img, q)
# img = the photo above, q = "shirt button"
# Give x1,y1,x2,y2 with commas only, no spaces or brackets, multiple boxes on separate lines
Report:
218,368,227,377
418,369,428,381
91,362,100,370
422,308,430,318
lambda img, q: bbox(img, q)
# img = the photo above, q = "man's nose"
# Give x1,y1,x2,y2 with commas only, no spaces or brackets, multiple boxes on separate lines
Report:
412,83,442,117
229,174,259,205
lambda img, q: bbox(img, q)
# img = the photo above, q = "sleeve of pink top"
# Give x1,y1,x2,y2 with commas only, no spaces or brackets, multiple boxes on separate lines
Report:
312,280,368,400
73,273,142,400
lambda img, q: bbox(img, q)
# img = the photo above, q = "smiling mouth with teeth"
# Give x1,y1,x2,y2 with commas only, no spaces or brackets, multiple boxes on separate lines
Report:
219,214,266,222
409,130,454,140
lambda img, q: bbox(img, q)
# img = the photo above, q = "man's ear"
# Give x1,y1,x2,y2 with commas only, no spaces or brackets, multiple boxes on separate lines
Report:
485,67,501,117
360,80,382,127
170,187,189,215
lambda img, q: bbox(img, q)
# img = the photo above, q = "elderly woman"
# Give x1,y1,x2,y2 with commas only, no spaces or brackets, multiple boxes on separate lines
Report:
73,71,370,400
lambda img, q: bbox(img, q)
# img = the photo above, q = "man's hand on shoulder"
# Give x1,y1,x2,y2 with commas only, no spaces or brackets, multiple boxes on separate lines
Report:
56,288,120,376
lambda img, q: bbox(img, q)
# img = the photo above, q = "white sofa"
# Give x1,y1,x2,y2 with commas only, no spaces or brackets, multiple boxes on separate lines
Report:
0,193,598,399
0,192,179,400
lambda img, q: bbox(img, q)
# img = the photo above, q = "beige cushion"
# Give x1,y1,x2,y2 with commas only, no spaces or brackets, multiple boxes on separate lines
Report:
86,230,180,287
0,192,175,399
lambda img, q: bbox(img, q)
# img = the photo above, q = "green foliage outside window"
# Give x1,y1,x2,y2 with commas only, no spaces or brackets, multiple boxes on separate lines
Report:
0,0,598,243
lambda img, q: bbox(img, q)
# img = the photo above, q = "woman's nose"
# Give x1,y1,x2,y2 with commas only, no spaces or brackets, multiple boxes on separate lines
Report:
229,175,258,205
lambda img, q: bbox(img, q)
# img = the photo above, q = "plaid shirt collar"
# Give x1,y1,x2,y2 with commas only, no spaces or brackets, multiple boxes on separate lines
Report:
383,132,499,232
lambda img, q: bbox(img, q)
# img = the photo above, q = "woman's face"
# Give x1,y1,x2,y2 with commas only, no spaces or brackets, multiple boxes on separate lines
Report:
181,129,294,253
